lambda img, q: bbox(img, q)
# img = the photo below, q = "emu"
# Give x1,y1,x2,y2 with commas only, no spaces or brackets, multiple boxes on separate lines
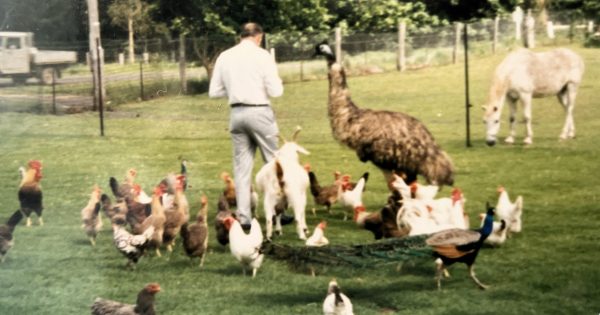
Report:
314,42,454,187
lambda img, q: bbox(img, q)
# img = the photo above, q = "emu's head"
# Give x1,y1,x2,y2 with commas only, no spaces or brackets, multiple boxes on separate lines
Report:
482,103,501,146
276,126,310,162
313,41,336,64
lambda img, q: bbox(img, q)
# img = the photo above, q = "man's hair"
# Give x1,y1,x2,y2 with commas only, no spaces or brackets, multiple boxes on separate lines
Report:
240,22,263,38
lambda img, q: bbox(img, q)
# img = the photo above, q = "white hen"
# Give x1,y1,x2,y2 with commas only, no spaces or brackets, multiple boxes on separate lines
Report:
496,186,523,233
323,279,353,315
338,173,369,220
227,217,264,278
306,221,329,247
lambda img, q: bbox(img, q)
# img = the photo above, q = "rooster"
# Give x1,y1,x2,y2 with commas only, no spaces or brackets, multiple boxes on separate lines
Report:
109,168,137,203
18,160,44,227
100,194,127,221
181,195,209,267
91,283,161,315
111,215,155,269
0,209,24,263
338,173,369,220
215,194,236,246
354,197,405,240
307,165,341,216
147,186,167,257
496,186,523,234
322,279,354,315
81,185,103,246
306,221,330,247
162,176,189,253
225,217,264,278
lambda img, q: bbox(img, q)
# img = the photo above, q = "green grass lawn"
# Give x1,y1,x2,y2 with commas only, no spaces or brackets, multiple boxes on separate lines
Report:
1,45,599,314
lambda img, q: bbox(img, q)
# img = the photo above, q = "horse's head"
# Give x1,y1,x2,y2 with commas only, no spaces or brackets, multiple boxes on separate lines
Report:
482,103,501,146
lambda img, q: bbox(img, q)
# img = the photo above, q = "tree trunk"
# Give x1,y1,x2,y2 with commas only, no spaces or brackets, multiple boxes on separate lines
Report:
128,14,135,64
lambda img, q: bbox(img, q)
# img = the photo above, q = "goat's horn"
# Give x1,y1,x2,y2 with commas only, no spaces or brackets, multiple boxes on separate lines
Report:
277,134,287,143
291,126,302,141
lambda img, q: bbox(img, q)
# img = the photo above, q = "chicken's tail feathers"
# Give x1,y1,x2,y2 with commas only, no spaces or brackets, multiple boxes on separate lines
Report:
109,177,119,197
6,209,24,231
514,196,523,215
262,235,432,270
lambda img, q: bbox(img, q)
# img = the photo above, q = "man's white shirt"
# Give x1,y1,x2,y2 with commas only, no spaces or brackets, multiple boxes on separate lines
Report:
209,39,283,105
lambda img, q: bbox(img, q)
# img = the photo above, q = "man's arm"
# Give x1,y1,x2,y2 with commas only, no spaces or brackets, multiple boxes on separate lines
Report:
209,57,227,98
263,54,283,98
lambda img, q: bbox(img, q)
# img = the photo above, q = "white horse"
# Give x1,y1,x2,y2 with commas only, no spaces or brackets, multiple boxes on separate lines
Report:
483,48,584,146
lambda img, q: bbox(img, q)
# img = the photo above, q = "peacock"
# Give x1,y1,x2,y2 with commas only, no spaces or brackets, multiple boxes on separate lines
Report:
262,203,496,290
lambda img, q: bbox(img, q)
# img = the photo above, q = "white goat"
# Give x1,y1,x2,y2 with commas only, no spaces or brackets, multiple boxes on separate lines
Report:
255,127,310,240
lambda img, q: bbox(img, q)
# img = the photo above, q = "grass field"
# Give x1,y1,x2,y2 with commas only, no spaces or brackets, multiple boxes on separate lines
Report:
0,44,599,315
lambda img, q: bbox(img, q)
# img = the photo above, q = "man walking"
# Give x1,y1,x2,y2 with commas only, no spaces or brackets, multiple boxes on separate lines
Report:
209,22,288,229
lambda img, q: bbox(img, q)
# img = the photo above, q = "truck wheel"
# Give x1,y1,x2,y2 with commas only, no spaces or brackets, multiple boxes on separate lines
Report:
12,75,29,85
40,67,57,85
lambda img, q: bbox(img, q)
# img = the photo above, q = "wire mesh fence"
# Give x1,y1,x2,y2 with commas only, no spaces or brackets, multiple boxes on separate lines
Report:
0,11,594,115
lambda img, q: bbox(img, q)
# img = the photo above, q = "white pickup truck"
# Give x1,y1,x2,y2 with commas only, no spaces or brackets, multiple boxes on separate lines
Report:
0,32,77,84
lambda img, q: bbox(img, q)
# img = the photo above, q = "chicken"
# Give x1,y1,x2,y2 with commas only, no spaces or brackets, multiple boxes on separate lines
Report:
481,213,508,246
410,182,439,200
307,165,341,216
0,209,24,263
215,194,235,246
109,168,137,203
100,194,127,221
91,283,161,315
162,177,189,252
18,160,44,227
354,200,405,240
322,279,354,315
147,186,167,257
220,171,259,217
495,186,523,234
338,172,369,220
306,221,329,247
126,185,152,231
111,215,155,269
81,185,103,246
181,195,209,267
225,217,264,278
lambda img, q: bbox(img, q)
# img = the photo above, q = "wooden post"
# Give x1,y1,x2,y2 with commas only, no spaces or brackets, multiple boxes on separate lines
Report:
139,60,144,101
96,38,105,137
270,48,276,62
179,33,187,94
335,27,342,64
86,0,105,114
51,70,56,115
512,7,523,41
547,21,555,39
525,9,535,48
492,16,499,54
118,53,125,65
397,21,406,71
587,21,595,37
453,22,461,64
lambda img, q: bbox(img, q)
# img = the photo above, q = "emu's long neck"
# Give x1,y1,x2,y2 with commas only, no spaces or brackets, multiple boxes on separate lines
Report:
327,63,359,141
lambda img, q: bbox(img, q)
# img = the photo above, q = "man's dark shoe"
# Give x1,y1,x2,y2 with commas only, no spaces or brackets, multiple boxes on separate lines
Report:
280,213,294,226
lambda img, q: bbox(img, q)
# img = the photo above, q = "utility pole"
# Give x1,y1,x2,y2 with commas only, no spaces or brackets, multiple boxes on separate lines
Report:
87,0,106,135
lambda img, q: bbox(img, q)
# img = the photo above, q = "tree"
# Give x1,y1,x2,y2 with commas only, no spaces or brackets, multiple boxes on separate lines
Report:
150,0,331,78
108,0,160,63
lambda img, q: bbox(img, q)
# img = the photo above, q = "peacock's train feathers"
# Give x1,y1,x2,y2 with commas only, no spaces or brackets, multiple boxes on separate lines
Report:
261,234,434,270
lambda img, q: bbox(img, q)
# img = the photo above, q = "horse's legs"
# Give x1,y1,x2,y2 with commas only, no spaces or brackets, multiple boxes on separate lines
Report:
559,83,577,139
522,94,533,145
505,98,518,144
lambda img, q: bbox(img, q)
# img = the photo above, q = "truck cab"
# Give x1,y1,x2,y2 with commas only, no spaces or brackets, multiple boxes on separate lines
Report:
0,32,76,84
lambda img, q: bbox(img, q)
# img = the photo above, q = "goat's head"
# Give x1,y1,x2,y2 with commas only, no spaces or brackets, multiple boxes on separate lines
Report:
276,126,310,160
